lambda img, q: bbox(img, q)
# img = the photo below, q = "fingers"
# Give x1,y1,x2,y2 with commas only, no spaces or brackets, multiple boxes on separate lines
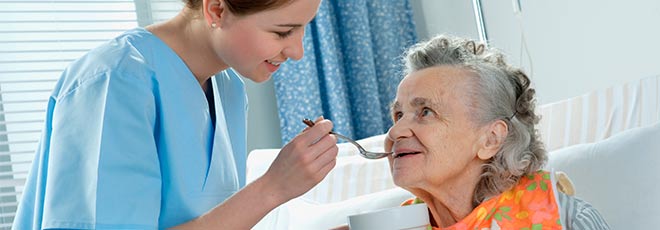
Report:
301,116,324,132
265,119,339,200
316,151,337,181
307,133,337,160
310,136,338,165
291,118,338,179
310,143,338,182
297,119,334,146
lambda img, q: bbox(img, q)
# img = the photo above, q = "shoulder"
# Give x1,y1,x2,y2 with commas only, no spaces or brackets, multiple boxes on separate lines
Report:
557,192,611,229
78,28,158,73
54,28,161,99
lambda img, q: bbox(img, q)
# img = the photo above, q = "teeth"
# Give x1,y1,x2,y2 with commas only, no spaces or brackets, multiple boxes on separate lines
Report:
267,60,282,66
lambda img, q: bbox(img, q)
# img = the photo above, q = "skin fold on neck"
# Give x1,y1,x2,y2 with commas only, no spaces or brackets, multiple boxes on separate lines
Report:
414,160,484,227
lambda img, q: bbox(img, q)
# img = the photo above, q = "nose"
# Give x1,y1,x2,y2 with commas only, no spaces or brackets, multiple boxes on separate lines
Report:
283,28,305,61
387,119,414,144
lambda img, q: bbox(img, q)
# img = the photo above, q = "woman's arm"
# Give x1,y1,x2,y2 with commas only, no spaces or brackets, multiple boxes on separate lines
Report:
175,119,339,229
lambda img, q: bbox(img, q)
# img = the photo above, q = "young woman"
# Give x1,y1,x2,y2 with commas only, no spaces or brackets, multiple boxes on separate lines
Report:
13,0,337,229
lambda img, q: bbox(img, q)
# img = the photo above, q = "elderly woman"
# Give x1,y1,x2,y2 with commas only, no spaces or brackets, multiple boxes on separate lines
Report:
383,35,610,229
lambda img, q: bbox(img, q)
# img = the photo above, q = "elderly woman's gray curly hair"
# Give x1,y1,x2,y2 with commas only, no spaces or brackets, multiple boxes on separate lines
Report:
401,35,547,205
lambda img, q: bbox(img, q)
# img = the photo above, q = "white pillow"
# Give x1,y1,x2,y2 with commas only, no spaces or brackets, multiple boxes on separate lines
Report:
546,122,660,230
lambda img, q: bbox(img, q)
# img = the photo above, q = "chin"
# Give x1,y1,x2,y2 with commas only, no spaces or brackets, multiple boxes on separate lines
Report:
256,69,276,82
251,76,272,83
392,172,414,187
242,71,272,83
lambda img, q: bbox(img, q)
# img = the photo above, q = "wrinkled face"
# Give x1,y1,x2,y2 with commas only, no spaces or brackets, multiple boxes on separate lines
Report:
215,0,321,82
387,66,484,191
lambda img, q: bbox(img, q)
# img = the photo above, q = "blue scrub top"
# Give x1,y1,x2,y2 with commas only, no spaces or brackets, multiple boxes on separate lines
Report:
13,28,248,229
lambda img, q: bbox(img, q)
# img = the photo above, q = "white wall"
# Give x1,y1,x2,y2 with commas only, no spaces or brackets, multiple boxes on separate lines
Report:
246,0,660,152
410,0,477,41
414,0,660,104
245,78,282,152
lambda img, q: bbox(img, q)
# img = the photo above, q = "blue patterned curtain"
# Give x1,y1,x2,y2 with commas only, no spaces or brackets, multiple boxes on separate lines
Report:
273,0,417,144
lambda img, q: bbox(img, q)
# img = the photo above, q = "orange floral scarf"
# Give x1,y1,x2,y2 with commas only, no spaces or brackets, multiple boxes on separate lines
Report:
402,171,562,230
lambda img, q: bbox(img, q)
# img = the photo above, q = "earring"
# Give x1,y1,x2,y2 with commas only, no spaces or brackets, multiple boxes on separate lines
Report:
211,22,217,28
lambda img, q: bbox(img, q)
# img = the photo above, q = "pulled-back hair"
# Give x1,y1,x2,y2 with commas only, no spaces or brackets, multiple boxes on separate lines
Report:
402,35,547,205
183,0,293,16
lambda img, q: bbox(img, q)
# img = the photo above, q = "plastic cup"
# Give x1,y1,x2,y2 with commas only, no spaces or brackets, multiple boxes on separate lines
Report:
348,203,430,230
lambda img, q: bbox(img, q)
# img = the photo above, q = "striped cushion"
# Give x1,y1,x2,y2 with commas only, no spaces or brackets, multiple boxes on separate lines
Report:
539,75,659,151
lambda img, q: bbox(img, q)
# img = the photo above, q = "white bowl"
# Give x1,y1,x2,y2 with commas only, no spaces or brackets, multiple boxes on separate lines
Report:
348,203,429,230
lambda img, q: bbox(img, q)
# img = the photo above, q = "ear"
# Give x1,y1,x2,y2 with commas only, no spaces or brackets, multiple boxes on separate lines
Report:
476,120,508,160
203,0,225,27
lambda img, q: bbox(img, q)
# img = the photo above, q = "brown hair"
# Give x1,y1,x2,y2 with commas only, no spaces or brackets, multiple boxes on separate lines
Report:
183,0,294,16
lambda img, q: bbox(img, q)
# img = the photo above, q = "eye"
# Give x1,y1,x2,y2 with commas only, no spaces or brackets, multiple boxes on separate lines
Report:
420,107,433,117
274,30,293,39
393,111,403,122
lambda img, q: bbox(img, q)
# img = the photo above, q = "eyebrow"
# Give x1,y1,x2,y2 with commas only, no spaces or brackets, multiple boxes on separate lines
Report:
411,97,437,107
390,97,444,112
390,101,400,113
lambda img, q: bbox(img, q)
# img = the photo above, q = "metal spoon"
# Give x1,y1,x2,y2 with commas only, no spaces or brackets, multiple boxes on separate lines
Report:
302,118,392,159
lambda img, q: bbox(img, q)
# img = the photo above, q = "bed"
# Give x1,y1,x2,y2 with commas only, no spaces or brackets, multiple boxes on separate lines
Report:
247,75,660,230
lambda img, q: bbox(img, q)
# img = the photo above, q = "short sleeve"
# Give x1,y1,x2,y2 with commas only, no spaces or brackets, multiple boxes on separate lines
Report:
41,69,161,229
557,192,611,230
571,205,611,230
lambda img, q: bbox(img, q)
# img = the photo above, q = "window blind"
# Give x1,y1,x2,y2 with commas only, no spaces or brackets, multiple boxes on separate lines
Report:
136,0,182,25
0,0,182,228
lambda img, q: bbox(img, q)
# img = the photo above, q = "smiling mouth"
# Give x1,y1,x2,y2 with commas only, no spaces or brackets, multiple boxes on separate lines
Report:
394,152,421,158
266,60,283,66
